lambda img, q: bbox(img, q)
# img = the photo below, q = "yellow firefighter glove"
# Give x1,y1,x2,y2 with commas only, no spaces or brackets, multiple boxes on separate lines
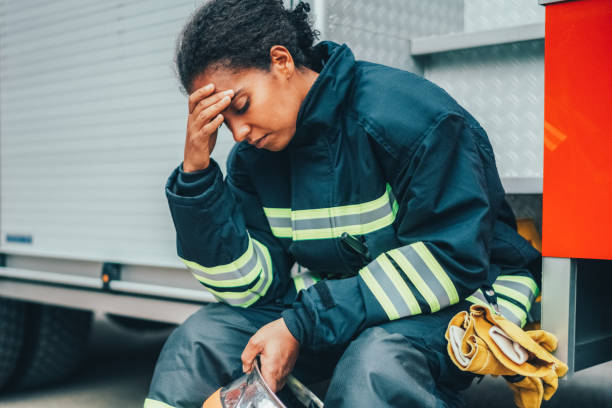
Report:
470,305,567,378
505,376,544,408
446,311,515,376
446,305,569,408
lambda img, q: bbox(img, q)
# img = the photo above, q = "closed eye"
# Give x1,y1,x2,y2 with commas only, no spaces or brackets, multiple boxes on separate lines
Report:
235,99,250,115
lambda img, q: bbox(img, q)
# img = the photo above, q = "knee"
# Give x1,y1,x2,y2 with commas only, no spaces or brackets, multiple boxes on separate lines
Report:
326,327,440,407
163,307,217,353
148,304,249,403
339,327,427,375
156,307,216,366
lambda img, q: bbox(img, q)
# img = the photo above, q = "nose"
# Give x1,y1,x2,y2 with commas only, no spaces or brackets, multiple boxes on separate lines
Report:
231,124,251,143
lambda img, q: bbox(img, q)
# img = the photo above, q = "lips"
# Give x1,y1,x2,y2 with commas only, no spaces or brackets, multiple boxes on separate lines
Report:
253,133,270,148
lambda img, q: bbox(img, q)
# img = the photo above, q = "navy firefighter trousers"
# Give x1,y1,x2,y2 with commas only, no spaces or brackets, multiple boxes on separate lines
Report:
146,300,476,408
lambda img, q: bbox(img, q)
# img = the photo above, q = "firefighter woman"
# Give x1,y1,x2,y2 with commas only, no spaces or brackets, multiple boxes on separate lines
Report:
145,1,541,407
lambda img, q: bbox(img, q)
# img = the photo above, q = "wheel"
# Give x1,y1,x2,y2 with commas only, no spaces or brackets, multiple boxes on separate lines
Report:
10,303,93,390
0,298,26,390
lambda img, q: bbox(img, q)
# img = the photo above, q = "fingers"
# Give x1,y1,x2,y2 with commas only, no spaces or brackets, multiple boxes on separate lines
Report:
192,93,232,130
188,83,215,114
199,113,224,136
183,84,232,173
192,88,234,120
241,337,262,374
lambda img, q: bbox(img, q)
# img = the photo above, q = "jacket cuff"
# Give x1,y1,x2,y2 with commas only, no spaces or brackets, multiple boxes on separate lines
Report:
165,160,224,207
174,161,218,197
281,306,313,346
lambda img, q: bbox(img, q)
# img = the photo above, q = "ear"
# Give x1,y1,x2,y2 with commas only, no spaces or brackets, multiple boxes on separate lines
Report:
269,45,295,79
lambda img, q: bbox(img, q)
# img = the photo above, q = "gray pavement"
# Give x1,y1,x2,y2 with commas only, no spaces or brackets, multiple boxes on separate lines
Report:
0,313,611,407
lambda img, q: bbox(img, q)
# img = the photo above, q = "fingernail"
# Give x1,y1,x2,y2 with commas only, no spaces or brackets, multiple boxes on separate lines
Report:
223,89,234,96
222,96,230,103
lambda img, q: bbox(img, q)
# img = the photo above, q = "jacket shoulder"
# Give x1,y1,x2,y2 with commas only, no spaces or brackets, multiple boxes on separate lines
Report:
226,141,290,197
350,62,466,158
226,142,259,193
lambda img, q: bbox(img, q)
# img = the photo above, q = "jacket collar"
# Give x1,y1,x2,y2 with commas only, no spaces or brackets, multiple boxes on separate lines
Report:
290,41,356,147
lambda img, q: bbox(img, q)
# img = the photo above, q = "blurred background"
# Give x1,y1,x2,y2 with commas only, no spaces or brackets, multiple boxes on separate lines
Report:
0,0,610,406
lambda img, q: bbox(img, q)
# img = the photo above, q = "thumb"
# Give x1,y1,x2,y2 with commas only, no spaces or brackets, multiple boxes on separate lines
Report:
241,338,262,373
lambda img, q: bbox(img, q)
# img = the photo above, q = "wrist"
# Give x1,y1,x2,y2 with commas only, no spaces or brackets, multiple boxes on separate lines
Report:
281,317,300,346
182,160,210,173
171,160,218,198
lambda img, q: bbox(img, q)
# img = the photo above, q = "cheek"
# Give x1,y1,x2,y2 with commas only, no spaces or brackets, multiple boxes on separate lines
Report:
251,87,300,131
273,100,300,130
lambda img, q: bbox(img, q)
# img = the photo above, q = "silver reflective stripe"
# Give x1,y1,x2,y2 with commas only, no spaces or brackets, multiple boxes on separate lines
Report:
301,273,317,289
267,216,292,230
293,270,320,292
494,279,537,304
208,285,261,307
493,283,531,311
496,275,539,296
263,208,292,238
395,245,452,309
187,248,260,288
192,239,274,308
497,298,528,328
467,289,524,327
182,238,262,289
263,184,397,241
291,202,392,231
363,256,419,320
251,241,273,295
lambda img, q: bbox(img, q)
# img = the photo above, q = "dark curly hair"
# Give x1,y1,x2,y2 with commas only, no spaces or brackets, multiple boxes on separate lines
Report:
176,0,319,94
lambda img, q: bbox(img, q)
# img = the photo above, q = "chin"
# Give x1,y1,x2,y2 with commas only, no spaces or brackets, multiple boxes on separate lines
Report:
264,143,285,152
265,132,293,152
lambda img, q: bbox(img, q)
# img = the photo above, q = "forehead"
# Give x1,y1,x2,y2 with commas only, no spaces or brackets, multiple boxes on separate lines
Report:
191,66,268,94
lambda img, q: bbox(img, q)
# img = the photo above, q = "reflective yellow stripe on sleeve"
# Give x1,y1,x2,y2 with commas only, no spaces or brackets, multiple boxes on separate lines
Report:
387,248,441,312
496,275,540,299
360,265,400,320
466,289,527,327
385,242,460,314
361,241,461,319
493,283,531,311
182,237,273,308
294,275,306,293
411,242,460,305
498,297,528,328
359,254,422,321
144,398,176,408
496,275,539,294
292,270,321,293
181,238,260,288
376,255,421,316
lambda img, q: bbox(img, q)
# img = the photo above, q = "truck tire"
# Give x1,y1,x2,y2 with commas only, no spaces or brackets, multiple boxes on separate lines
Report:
0,298,26,390
10,303,93,391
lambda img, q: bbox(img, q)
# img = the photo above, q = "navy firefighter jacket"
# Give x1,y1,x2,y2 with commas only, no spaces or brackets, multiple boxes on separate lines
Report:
165,41,541,351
